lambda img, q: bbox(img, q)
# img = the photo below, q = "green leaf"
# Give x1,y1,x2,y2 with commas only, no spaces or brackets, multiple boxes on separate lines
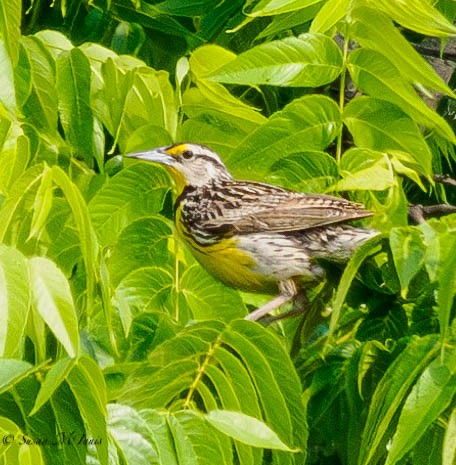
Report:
188,45,262,105
246,0,323,16
108,216,173,287
178,265,247,321
228,95,341,180
67,356,108,465
124,124,173,154
50,382,87,465
89,163,170,247
327,235,383,342
350,6,455,96
0,245,30,358
34,30,73,59
114,267,175,333
267,150,338,192
180,107,260,158
92,56,177,152
107,405,162,465
120,358,201,408
443,408,456,465
56,48,101,167
223,321,307,462
93,57,135,151
385,348,456,465
155,0,220,16
310,0,350,33
389,227,426,298
20,36,59,134
31,358,76,415
344,97,433,177
0,417,44,465
359,335,440,465
205,410,299,451
28,257,79,358
0,164,46,242
0,359,34,395
28,164,54,240
0,39,16,116
51,165,99,308
348,48,456,142
123,66,178,146
371,0,456,37
333,148,395,191
167,410,232,465
208,33,342,87
257,3,323,39
0,0,21,66
436,228,456,344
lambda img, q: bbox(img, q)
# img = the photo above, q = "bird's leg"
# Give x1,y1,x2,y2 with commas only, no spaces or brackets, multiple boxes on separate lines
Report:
245,280,297,321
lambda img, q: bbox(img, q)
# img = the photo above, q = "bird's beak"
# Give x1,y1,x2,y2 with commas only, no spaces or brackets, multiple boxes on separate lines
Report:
126,147,176,166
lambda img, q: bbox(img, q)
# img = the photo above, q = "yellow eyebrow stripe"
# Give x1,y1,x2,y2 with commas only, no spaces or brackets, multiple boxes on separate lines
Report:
166,144,187,156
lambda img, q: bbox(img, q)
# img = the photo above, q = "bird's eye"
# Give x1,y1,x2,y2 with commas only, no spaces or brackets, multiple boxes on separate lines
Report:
182,150,194,160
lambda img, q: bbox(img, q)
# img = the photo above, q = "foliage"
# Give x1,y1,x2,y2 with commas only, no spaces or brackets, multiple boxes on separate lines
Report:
1,0,456,464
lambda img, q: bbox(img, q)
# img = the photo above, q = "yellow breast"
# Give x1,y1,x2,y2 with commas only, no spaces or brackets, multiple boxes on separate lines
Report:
175,213,276,294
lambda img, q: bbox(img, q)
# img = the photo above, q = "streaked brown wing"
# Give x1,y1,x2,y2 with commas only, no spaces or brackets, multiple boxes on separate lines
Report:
201,188,373,235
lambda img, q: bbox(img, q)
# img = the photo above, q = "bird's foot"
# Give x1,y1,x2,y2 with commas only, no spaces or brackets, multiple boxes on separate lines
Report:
245,280,299,321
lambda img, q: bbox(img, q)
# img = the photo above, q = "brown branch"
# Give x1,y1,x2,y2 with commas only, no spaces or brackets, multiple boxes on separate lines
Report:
413,43,456,62
408,204,456,224
433,174,456,188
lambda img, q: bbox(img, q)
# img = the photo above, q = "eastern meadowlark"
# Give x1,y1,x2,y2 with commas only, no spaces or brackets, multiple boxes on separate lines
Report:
127,143,378,321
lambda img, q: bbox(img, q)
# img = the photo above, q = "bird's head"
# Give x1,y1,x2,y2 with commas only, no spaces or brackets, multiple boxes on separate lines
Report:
126,143,233,192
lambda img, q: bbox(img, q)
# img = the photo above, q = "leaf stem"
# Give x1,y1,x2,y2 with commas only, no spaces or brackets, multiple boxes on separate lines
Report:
336,36,350,164
183,339,219,409
173,233,180,322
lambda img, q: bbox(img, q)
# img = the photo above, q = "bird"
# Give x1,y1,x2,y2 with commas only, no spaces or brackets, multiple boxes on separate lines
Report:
127,143,378,321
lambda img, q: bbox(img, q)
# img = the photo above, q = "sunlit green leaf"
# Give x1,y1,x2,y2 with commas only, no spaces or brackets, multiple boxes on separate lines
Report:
246,0,323,16
359,335,440,465
348,48,456,142
208,33,342,87
310,0,350,33
370,0,456,36
267,150,337,193
29,257,79,358
350,6,454,96
108,216,173,287
0,359,34,395
257,3,323,39
344,97,433,176
56,48,101,167
20,36,59,134
168,410,232,465
334,148,394,191
0,245,30,358
31,357,76,415
206,409,299,451
179,265,247,321
389,227,426,298
107,404,162,465
0,40,16,116
114,266,175,333
443,408,456,465
0,0,21,66
228,95,341,179
89,163,170,247
385,348,456,465
67,356,108,465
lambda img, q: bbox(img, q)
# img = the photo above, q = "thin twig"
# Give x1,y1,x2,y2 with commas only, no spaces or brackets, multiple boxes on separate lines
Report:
408,204,456,224
434,174,456,188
